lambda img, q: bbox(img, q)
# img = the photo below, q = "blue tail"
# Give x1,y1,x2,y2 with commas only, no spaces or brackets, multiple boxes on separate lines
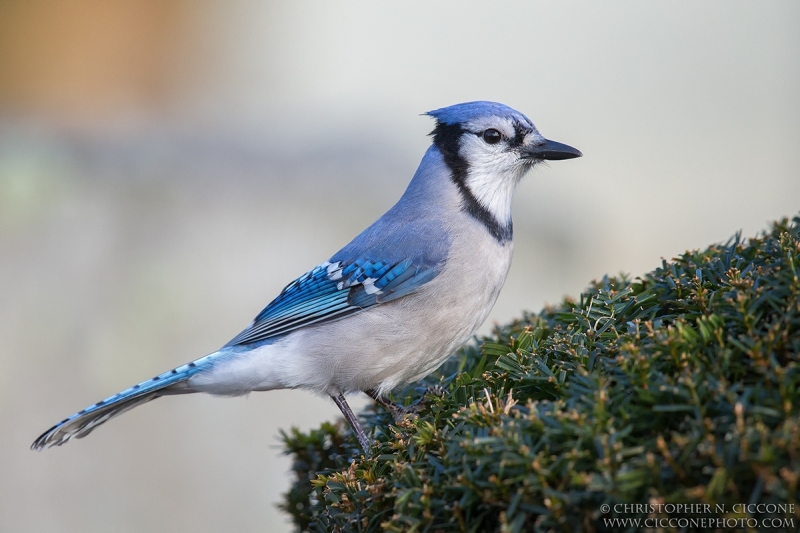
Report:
31,358,209,450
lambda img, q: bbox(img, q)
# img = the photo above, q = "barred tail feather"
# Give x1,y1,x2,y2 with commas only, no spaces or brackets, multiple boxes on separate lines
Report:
31,359,207,450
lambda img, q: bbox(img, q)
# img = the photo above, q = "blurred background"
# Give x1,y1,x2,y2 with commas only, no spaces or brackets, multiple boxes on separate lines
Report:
1,1,798,531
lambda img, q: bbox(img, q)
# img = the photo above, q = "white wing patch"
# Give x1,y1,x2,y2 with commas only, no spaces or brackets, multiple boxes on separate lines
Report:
325,261,343,280
328,263,382,294
362,277,381,295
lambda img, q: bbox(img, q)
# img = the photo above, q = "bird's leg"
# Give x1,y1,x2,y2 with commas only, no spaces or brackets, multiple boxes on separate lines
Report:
331,394,372,456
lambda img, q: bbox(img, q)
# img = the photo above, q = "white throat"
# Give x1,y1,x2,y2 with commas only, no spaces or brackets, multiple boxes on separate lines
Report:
463,161,530,227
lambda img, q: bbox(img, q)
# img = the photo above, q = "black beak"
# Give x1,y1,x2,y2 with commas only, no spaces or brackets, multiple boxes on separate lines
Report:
522,139,582,161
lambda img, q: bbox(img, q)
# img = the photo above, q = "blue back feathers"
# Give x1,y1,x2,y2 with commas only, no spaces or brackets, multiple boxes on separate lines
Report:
226,173,454,347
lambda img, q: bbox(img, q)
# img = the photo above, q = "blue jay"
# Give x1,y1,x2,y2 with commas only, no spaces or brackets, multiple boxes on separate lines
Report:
32,101,581,454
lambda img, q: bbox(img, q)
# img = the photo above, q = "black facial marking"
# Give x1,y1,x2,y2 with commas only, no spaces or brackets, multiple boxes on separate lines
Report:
508,122,529,149
430,122,513,243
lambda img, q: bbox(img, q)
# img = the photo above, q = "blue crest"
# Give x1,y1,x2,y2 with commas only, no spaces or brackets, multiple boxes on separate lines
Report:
426,101,532,126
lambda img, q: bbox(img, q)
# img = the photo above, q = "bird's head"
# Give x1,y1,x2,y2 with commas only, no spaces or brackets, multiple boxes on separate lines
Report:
426,101,581,240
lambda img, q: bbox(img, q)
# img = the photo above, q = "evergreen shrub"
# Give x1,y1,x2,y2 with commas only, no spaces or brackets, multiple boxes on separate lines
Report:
281,216,800,532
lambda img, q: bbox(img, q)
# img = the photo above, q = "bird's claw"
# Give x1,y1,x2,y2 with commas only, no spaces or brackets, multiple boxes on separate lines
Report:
365,385,446,421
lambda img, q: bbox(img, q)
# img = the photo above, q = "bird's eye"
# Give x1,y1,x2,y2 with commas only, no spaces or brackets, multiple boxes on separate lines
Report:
482,129,502,145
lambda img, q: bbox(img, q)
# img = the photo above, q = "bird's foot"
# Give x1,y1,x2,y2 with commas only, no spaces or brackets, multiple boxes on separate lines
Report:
365,385,446,422
420,384,446,401
364,389,412,421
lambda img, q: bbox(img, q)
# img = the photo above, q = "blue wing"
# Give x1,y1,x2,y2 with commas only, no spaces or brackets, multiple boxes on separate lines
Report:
225,257,442,346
